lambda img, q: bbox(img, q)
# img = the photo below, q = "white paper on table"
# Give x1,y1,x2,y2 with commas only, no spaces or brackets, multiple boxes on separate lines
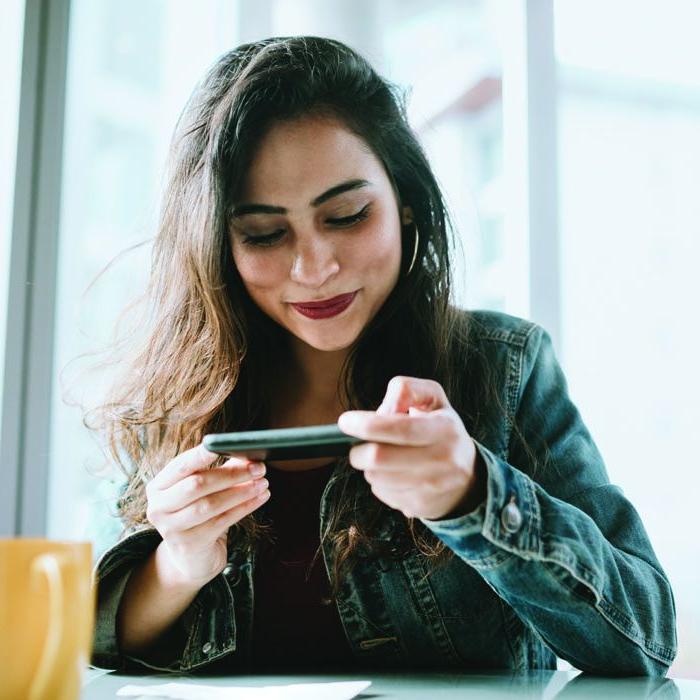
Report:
116,679,372,700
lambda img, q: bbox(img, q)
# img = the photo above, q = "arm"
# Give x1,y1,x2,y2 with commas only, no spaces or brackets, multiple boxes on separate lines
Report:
116,540,208,655
92,527,237,673
420,325,677,676
92,527,186,672
92,445,267,671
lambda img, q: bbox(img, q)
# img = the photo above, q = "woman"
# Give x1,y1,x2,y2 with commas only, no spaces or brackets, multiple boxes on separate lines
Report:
91,36,676,676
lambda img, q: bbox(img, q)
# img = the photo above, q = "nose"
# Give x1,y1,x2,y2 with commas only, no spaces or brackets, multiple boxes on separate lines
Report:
289,236,340,287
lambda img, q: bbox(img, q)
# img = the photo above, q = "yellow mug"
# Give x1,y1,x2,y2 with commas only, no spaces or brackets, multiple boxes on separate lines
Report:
0,539,95,700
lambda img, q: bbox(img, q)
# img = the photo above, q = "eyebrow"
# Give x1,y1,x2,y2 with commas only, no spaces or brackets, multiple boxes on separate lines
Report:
230,178,371,218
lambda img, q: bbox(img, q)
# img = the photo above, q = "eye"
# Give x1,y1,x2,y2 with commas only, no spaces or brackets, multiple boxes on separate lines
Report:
326,203,372,227
242,228,286,247
240,203,372,248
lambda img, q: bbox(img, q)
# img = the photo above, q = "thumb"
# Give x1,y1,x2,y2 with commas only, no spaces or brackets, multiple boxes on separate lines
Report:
408,406,431,417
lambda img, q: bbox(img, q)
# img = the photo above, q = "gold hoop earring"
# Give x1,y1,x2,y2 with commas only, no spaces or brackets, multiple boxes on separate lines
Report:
406,223,419,276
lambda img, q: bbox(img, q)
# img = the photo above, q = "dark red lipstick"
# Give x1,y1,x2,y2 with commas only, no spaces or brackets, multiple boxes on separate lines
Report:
291,291,358,319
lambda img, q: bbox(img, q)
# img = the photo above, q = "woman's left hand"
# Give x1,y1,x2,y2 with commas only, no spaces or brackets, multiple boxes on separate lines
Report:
337,376,487,521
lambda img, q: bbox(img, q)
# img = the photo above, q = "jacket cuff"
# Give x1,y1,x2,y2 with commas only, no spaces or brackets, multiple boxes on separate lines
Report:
91,528,164,671
92,566,134,671
419,440,542,568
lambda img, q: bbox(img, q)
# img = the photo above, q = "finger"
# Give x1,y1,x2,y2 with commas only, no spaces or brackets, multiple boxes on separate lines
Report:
364,466,464,494
221,452,261,464
160,478,270,532
364,469,417,492
377,376,449,415
157,463,267,513
348,442,430,471
175,489,271,546
154,444,251,491
339,410,450,446
367,480,431,518
366,483,404,512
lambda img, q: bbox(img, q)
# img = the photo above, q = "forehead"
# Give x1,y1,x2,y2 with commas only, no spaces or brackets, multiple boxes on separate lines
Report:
240,115,389,203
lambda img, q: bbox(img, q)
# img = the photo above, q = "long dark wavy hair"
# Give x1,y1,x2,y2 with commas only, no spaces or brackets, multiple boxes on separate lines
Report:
86,36,525,597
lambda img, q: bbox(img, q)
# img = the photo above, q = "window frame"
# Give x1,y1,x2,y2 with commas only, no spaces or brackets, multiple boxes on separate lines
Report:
1,0,71,536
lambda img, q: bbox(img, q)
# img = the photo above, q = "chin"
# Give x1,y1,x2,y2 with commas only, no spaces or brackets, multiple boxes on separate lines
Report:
298,330,357,352
291,319,362,352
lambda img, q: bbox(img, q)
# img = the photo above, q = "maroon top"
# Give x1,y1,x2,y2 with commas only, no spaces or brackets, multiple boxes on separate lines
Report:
249,460,355,670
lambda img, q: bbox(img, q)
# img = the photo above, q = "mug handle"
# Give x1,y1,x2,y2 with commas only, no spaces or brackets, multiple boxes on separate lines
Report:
28,552,66,700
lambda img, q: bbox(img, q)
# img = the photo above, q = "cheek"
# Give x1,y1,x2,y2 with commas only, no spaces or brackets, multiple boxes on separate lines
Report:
232,247,285,292
353,217,402,274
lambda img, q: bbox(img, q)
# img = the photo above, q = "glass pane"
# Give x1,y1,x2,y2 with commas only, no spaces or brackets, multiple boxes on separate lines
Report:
0,0,25,434
555,0,700,678
47,0,239,558
381,1,507,312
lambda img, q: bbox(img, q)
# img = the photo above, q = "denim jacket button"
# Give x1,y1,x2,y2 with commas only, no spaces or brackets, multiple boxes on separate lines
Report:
202,642,213,654
501,497,523,533
222,564,235,576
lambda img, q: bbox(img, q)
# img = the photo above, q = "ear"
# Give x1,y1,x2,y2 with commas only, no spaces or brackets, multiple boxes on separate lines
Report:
401,205,414,226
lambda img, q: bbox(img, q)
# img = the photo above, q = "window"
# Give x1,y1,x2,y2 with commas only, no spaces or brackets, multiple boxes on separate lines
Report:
381,0,507,311
555,0,700,677
0,0,25,435
47,0,239,556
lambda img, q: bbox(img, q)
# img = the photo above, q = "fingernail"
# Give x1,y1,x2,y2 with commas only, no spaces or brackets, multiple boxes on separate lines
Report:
338,413,356,430
249,462,266,477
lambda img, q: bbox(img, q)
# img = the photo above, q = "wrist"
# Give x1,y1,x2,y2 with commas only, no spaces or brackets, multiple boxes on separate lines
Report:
154,541,217,592
462,449,488,512
434,448,488,521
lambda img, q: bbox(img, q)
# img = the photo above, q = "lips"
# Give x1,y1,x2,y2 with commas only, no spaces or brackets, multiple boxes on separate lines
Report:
290,291,358,319
292,292,357,309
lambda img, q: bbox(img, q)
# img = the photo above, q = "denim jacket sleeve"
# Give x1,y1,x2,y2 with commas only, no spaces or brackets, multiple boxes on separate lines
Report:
92,527,169,671
420,322,677,676
91,526,232,673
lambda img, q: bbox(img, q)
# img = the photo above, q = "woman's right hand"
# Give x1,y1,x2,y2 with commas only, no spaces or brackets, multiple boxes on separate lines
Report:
145,444,270,586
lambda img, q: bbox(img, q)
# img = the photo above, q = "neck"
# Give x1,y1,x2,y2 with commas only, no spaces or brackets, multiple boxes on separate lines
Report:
284,336,348,408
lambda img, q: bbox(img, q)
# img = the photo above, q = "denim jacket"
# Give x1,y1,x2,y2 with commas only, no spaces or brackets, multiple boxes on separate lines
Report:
91,309,677,676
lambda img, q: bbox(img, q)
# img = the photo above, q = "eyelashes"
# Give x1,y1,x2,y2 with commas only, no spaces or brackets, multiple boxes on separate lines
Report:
241,203,372,248
327,202,372,227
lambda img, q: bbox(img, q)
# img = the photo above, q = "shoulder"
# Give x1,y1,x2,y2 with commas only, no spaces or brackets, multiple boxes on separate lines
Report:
454,307,543,351
450,307,556,416
448,308,561,459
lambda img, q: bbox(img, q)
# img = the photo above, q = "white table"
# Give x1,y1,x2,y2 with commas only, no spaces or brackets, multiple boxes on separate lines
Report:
82,667,699,698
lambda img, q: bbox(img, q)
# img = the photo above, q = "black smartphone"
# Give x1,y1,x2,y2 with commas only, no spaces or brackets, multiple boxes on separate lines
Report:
202,424,365,461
